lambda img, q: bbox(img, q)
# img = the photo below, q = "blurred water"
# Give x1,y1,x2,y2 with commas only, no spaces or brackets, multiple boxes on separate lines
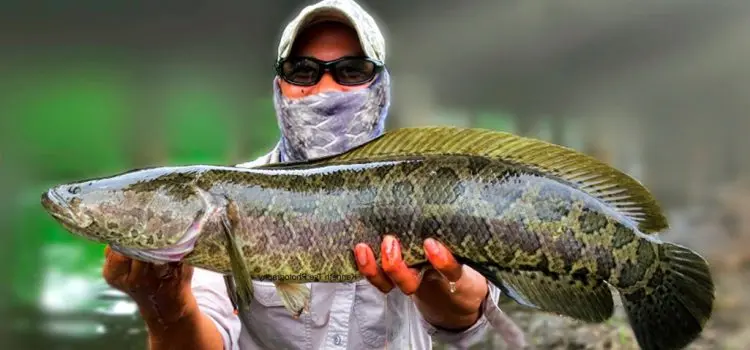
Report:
7,269,146,350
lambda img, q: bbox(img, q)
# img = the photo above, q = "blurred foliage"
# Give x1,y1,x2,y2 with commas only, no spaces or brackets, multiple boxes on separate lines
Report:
6,66,130,180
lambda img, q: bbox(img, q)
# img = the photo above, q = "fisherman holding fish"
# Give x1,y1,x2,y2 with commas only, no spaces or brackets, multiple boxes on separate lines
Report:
100,0,526,349
42,0,714,349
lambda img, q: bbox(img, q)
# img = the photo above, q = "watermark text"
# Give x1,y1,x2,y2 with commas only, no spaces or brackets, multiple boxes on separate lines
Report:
255,273,360,282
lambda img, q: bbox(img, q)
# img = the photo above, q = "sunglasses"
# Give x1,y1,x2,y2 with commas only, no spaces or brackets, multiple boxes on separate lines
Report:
275,56,384,86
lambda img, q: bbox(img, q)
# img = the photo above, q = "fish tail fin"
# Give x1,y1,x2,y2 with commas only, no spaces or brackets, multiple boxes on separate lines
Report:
621,242,715,350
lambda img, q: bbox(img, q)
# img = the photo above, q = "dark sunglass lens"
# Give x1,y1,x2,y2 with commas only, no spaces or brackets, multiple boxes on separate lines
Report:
333,59,376,84
281,58,321,85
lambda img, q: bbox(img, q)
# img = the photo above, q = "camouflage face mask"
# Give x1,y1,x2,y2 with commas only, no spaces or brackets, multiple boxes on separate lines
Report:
272,70,391,162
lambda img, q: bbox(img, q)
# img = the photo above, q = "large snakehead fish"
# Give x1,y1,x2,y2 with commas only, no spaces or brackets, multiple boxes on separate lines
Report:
40,126,714,350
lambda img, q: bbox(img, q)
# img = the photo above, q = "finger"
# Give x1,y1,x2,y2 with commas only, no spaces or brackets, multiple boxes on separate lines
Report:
424,238,463,282
102,245,132,284
380,235,420,295
125,260,151,290
354,243,394,293
176,263,194,283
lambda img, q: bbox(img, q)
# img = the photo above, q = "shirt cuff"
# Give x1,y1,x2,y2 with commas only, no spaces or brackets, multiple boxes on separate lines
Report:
418,281,499,347
419,281,527,349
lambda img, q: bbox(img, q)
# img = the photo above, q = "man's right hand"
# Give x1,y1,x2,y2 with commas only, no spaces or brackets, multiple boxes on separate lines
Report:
102,246,227,350
102,245,197,327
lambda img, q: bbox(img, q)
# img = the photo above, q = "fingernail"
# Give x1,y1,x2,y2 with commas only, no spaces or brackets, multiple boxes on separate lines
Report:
355,246,368,266
426,239,451,268
387,238,399,261
424,239,440,257
383,236,394,257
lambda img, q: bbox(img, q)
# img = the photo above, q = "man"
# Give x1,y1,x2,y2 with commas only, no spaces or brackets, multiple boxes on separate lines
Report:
102,0,526,349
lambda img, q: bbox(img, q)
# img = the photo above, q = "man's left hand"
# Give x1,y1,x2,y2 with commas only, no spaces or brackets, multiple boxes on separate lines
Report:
354,235,489,331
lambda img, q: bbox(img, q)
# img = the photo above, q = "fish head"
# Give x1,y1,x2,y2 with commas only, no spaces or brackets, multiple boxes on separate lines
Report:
41,167,209,261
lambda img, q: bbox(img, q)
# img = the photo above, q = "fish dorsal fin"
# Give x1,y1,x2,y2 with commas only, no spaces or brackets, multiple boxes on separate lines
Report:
306,126,668,233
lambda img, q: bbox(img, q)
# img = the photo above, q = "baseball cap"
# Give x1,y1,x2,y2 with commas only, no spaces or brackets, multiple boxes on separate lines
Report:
276,0,386,63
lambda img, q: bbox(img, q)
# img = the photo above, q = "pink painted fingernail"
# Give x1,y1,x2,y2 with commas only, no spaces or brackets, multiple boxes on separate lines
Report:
388,239,400,261
355,247,368,266
424,239,439,254
383,236,394,256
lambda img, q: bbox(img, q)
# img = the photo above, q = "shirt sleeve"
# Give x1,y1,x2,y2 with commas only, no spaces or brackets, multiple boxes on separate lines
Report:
191,267,242,350
418,282,527,349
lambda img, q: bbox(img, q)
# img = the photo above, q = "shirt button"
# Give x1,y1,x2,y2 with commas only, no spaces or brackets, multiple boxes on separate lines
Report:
333,334,342,345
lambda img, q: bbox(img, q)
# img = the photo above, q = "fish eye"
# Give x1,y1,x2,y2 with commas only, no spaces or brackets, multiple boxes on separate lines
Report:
68,186,81,195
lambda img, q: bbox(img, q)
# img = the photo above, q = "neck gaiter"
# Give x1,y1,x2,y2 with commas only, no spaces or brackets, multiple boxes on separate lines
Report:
273,70,391,162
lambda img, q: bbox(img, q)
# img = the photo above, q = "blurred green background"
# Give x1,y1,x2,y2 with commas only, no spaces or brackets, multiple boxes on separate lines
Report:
1,64,283,349
2,0,750,349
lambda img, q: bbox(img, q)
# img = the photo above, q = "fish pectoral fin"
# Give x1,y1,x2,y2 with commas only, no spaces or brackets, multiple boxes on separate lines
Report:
274,282,311,318
467,262,615,323
224,274,253,316
220,199,254,313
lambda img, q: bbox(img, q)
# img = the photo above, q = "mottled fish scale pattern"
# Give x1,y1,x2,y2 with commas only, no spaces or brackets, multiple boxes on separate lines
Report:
178,155,638,291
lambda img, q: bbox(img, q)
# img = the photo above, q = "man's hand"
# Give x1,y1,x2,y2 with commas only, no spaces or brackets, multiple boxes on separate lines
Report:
102,245,197,327
354,235,489,331
102,246,226,349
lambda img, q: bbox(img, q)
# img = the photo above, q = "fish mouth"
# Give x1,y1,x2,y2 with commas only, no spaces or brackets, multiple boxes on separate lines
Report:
41,189,91,229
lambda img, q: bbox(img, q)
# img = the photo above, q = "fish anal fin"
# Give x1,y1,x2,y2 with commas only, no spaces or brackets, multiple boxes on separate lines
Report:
467,261,615,323
267,126,667,234
274,282,311,318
